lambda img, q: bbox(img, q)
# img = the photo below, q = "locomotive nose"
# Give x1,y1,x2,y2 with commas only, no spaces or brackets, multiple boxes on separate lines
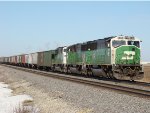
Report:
115,45,140,65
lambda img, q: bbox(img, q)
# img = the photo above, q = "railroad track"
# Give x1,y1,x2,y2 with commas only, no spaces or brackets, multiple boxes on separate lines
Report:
1,64,150,97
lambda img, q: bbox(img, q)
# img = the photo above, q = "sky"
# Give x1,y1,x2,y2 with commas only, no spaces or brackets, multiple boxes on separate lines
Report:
0,1,150,61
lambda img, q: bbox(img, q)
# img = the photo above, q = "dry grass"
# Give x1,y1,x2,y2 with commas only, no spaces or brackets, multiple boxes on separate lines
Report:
0,76,7,82
139,66,150,83
13,104,39,113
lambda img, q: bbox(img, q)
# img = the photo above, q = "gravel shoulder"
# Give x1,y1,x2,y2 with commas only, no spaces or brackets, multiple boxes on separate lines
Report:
0,65,150,113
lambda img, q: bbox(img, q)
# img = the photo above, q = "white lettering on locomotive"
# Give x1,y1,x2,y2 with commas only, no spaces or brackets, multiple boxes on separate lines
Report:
122,51,135,60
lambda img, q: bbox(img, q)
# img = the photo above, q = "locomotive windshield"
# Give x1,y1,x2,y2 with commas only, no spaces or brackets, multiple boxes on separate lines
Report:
112,40,126,48
128,41,140,48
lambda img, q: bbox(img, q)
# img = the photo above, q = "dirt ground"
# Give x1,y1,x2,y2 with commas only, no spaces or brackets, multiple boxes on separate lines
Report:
139,66,150,83
0,66,82,113
0,65,149,113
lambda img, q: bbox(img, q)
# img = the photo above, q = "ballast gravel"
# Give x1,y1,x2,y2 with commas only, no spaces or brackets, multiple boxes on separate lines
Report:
0,65,150,113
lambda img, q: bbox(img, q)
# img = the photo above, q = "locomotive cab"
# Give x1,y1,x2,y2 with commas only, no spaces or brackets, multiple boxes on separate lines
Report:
110,36,144,80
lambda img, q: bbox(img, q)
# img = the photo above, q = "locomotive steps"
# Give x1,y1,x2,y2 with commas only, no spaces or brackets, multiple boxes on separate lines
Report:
1,64,150,97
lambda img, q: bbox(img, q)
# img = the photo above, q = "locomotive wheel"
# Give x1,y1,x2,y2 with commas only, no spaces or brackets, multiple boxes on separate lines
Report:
108,71,114,79
63,67,68,73
81,70,88,77
87,70,93,76
67,68,71,74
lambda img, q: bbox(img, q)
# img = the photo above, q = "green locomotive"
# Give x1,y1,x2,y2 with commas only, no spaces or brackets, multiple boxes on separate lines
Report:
66,36,144,80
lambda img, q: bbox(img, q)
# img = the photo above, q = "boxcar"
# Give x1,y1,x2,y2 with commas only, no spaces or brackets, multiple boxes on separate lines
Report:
10,56,12,64
15,56,17,64
12,56,16,65
37,52,44,69
9,56,12,64
4,57,9,64
25,54,29,67
28,53,32,67
0,57,4,63
10,56,13,64
32,53,38,68
37,51,57,69
21,54,26,66
28,53,38,68
16,55,21,65
16,55,19,65
44,50,56,70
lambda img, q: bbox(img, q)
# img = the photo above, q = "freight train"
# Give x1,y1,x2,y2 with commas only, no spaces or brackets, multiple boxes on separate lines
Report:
0,35,144,80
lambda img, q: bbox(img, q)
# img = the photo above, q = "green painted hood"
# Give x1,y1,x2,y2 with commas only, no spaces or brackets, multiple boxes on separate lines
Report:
115,46,140,64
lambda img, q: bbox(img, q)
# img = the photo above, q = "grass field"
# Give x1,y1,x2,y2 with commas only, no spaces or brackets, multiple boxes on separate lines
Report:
139,65,150,83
